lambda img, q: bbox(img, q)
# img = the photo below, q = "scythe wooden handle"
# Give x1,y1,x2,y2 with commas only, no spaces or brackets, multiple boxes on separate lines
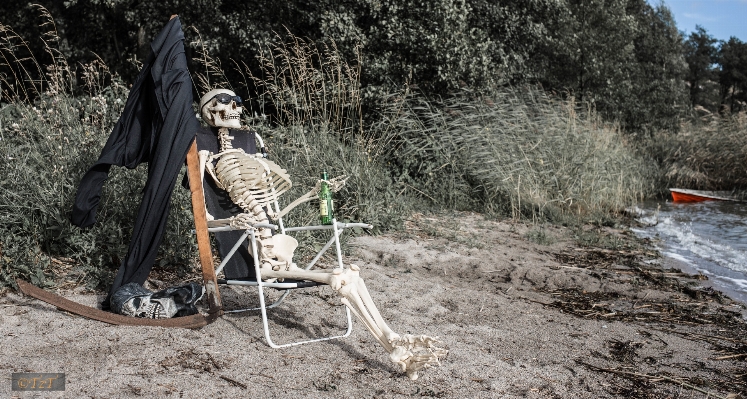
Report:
186,140,223,314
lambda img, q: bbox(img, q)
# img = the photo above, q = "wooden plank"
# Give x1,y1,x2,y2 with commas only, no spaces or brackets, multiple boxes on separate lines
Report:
186,140,223,314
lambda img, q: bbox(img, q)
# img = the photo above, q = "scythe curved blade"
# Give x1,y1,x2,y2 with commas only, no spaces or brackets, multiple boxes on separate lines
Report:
16,279,220,329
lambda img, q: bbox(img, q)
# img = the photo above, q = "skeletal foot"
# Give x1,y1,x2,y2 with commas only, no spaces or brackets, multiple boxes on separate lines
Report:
388,334,448,380
257,259,448,380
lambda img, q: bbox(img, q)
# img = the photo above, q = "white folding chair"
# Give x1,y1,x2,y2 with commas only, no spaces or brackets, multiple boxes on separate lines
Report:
199,129,372,348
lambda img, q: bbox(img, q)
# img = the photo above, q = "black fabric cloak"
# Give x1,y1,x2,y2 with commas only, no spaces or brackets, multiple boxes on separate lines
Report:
71,17,197,306
193,126,257,280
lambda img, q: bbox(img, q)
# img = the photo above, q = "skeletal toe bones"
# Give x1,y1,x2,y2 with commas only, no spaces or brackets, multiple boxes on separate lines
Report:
389,335,448,380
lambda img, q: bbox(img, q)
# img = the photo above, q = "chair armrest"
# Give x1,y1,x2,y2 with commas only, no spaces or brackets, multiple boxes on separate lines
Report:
284,222,373,233
207,218,279,233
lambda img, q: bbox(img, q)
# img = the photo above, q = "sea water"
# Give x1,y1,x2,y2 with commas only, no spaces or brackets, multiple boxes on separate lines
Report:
631,200,747,304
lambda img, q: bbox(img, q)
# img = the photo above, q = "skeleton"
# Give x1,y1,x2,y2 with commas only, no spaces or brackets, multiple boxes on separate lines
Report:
198,89,447,380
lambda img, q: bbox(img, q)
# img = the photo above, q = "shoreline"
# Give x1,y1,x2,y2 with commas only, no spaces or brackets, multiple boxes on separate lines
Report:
2,212,746,398
631,199,747,309
656,254,747,315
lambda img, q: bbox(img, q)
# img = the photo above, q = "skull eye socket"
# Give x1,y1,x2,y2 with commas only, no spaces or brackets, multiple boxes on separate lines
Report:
212,93,242,106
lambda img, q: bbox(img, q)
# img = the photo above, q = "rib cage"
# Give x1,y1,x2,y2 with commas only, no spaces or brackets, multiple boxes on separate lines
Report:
213,149,292,214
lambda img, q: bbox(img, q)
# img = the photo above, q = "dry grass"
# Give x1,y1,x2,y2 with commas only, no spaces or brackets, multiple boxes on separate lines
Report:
250,34,364,141
377,87,657,221
649,112,747,194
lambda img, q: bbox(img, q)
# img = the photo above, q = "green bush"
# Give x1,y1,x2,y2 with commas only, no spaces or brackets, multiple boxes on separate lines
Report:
0,89,198,290
0,15,198,289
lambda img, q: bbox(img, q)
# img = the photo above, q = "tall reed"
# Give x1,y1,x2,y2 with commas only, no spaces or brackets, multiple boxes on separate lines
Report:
377,87,656,221
647,112,747,193
231,35,408,259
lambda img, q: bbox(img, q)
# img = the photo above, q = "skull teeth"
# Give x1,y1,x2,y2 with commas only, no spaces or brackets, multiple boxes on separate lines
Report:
220,112,240,120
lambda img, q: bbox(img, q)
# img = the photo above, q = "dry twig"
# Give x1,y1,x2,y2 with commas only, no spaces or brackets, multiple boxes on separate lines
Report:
219,375,247,389
578,361,733,399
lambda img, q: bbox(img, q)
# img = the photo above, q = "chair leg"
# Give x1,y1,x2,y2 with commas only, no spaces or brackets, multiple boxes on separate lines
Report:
214,230,251,277
332,218,345,269
249,229,353,349
305,235,337,270
266,291,291,309
222,290,290,314
224,229,335,314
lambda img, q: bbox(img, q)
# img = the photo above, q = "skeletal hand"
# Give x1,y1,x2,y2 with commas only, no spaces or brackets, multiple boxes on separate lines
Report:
315,175,349,193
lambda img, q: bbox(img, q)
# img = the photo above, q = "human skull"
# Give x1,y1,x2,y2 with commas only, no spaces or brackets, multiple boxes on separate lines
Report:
200,88,242,128
121,294,177,319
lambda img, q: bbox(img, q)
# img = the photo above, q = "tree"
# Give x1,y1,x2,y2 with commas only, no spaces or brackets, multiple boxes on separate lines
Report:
0,0,699,131
531,0,640,121
626,0,688,131
718,37,747,113
0,0,563,100
531,0,691,131
683,26,719,110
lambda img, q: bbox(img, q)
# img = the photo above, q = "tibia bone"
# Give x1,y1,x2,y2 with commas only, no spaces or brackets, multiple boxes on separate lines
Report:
258,247,447,380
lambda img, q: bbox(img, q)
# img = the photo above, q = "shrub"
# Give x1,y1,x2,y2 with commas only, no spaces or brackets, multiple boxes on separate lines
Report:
0,13,197,289
0,89,199,289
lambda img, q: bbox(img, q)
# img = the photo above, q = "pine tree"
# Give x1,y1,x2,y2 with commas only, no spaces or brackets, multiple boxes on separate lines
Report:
718,37,747,113
684,26,719,111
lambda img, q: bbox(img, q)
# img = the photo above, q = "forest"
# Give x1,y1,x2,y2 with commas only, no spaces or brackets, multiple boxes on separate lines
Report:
3,0,746,127
0,0,746,288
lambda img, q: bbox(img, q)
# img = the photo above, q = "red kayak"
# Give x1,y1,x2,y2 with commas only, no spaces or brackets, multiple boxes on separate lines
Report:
670,188,739,203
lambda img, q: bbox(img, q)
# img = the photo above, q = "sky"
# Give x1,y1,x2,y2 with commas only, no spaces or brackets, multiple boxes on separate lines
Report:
649,0,747,42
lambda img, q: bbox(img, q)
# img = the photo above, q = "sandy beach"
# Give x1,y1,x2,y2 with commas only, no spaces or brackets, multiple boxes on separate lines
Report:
2,212,746,398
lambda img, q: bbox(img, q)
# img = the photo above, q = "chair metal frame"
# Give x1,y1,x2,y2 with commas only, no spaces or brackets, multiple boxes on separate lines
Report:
203,132,372,348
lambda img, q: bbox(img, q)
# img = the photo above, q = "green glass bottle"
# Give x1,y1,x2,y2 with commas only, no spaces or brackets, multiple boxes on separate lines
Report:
319,171,334,225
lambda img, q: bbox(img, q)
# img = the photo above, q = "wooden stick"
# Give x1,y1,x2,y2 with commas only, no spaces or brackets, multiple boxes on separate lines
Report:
713,353,747,360
187,140,223,314
220,375,247,389
579,361,729,399
653,328,746,344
